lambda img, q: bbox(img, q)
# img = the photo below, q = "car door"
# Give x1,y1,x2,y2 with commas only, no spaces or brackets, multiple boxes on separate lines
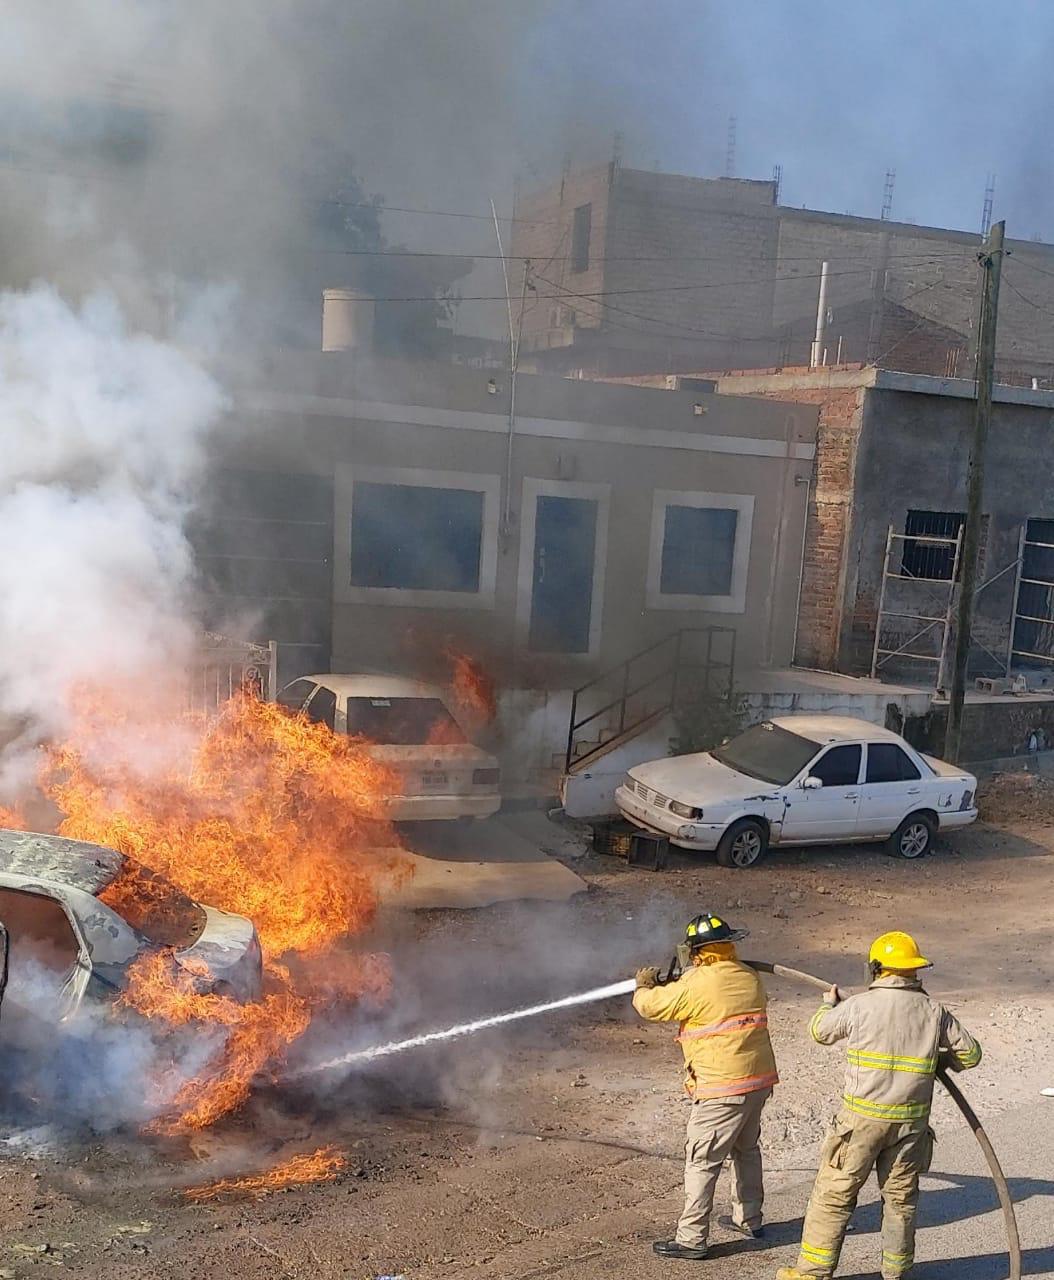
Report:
779,743,863,843
856,742,924,837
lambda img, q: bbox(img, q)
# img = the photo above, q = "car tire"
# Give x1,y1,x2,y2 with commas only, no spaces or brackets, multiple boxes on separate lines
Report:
716,819,768,869
889,812,935,859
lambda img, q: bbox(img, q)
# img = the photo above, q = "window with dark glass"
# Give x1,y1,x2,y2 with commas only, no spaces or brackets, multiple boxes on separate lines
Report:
277,679,316,711
811,744,862,787
351,482,484,593
866,742,922,783
304,686,337,730
660,505,738,596
901,510,965,580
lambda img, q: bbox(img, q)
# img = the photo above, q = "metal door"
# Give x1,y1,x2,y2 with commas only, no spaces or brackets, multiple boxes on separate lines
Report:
528,495,598,654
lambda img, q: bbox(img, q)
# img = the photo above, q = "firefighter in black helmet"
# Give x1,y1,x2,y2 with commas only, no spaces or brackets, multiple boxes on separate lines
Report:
634,912,778,1261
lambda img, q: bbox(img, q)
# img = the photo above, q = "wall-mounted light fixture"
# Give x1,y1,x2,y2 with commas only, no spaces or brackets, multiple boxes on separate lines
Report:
693,402,707,416
487,379,499,395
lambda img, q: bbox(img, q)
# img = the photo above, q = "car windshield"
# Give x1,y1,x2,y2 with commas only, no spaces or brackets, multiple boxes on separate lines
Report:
712,723,820,785
345,696,468,746
97,859,207,949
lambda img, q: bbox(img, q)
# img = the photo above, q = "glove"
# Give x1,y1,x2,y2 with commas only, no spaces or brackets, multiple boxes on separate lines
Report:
635,966,661,989
823,984,842,1007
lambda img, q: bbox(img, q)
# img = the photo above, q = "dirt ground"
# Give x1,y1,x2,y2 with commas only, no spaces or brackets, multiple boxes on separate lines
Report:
1,772,1053,1280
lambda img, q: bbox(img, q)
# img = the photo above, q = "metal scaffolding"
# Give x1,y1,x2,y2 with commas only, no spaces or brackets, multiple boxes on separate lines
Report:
1009,522,1054,671
870,525,963,687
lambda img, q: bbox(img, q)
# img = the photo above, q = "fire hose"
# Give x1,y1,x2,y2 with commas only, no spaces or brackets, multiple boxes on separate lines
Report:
746,959,1021,1280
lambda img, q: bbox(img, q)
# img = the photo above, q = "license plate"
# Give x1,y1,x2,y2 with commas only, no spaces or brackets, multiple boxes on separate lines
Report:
422,771,448,786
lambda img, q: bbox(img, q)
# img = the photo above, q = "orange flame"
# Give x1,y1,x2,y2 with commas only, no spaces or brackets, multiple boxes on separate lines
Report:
118,951,312,1133
37,687,411,1135
0,804,26,830
183,1146,345,1201
44,691,407,958
446,649,496,730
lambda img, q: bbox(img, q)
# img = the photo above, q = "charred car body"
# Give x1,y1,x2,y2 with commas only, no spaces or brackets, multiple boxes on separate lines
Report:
0,830,262,1031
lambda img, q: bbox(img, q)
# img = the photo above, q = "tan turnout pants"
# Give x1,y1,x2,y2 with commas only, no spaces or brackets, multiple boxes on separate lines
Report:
795,1109,934,1278
675,1087,771,1248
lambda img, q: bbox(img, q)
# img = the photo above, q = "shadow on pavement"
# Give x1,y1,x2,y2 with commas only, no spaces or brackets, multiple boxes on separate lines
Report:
847,1168,1054,1233
765,1170,1054,1278
839,1245,1054,1279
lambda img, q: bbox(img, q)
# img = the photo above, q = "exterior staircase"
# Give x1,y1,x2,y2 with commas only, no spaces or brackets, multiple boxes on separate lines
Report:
561,628,737,817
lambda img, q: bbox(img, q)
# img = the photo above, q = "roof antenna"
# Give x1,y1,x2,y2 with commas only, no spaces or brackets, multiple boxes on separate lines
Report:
981,173,996,238
725,114,737,178
881,168,896,221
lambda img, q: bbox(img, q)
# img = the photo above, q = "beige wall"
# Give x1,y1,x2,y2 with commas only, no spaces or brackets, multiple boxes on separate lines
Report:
227,356,818,690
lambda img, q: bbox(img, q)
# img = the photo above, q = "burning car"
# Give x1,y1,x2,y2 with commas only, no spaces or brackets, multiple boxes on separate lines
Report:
0,830,263,1030
277,674,502,821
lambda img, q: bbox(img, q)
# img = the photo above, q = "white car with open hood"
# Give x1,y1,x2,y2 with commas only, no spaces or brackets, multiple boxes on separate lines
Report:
615,715,978,868
277,674,502,822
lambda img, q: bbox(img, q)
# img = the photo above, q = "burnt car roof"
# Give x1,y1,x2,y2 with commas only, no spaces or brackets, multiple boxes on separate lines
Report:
0,830,123,895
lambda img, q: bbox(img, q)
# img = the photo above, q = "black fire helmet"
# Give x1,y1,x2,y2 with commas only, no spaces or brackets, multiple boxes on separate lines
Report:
684,912,749,948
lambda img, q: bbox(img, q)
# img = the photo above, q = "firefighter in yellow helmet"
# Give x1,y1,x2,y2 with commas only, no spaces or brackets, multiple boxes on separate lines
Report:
776,932,981,1280
634,912,778,1261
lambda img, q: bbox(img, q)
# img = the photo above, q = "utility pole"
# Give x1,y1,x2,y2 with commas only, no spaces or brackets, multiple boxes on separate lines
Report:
809,261,830,368
945,220,1005,762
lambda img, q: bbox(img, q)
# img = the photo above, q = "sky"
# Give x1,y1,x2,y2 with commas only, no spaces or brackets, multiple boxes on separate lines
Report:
510,0,1049,238
2,0,1052,342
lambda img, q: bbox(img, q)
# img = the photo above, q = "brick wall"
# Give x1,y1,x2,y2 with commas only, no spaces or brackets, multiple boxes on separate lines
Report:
725,382,864,669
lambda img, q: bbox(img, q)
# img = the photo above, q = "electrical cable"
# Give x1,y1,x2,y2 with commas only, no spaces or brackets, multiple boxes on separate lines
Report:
745,959,1021,1280
322,262,949,306
313,243,975,266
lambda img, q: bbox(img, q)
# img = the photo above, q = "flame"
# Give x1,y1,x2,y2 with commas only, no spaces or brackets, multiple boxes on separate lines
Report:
36,687,411,1135
183,1146,345,1201
0,804,26,830
118,950,312,1133
44,690,407,957
446,649,496,730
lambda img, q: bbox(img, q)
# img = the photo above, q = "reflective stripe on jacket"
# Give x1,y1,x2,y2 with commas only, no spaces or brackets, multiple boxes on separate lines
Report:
810,973,981,1123
633,958,778,1099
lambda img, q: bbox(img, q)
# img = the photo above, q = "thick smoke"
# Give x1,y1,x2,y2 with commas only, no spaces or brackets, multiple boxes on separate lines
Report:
0,286,223,792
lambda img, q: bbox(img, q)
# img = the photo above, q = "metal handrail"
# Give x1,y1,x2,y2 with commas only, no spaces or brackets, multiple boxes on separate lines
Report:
565,627,736,774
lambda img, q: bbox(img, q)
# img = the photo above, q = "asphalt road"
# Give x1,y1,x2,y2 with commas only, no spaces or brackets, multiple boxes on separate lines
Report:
595,1096,1054,1280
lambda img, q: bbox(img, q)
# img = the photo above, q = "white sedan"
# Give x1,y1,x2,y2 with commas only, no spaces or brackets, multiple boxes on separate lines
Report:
277,674,502,822
615,715,977,868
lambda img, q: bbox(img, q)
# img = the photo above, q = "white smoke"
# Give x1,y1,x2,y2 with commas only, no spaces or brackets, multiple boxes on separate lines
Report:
0,285,224,791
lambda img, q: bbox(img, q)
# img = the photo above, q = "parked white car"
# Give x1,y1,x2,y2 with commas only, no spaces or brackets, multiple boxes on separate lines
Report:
277,674,502,822
615,715,978,868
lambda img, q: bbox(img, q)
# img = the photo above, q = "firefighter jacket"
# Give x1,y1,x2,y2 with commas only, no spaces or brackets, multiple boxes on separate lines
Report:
810,973,981,1124
633,957,778,1099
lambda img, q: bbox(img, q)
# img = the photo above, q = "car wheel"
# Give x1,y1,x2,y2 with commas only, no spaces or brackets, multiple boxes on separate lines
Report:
716,819,768,869
889,813,935,859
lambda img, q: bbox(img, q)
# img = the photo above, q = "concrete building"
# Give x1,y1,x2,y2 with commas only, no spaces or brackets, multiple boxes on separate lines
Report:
709,366,1054,692
192,354,817,776
510,163,1054,385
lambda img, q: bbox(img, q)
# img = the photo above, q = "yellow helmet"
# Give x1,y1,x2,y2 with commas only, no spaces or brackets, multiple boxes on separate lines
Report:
868,930,931,973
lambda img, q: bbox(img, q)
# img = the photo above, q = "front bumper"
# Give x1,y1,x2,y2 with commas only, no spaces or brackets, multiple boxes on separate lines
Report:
614,785,724,851
387,792,501,821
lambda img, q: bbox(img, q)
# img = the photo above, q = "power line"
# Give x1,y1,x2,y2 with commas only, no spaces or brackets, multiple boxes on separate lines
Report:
319,197,564,227
335,258,967,306
531,270,789,344
1001,274,1054,319
313,243,977,266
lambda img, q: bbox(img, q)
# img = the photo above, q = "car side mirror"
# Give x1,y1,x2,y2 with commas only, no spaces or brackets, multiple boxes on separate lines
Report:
802,775,823,790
